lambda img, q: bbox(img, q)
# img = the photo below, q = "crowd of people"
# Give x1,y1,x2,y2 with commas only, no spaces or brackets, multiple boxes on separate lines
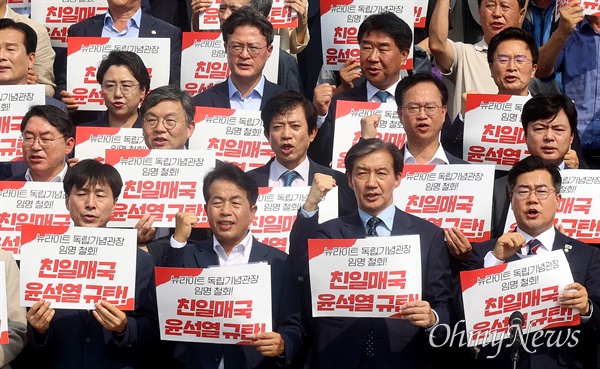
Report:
1,0,600,368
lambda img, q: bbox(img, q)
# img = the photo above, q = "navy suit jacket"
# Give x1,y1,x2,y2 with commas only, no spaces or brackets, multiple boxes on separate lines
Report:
193,78,286,109
247,157,357,217
467,230,600,369
289,207,454,369
54,11,182,97
160,237,305,369
308,82,368,167
491,165,575,239
26,249,159,369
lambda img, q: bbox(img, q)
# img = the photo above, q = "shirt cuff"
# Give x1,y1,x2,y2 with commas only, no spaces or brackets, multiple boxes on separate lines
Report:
316,114,327,129
483,251,506,267
425,309,440,333
300,207,318,218
580,300,594,323
170,235,186,249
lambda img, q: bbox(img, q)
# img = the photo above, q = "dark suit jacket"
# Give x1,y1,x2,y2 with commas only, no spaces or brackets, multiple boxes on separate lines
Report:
247,157,357,217
193,78,286,109
159,237,305,369
491,165,574,239
26,249,159,369
289,207,454,369
467,230,600,369
54,11,182,98
308,82,368,167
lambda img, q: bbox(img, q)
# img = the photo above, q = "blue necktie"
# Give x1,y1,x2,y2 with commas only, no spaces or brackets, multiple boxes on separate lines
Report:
281,171,299,187
527,238,542,255
374,90,390,103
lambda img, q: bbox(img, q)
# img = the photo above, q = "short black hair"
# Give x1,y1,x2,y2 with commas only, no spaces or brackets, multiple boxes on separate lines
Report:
345,138,404,177
521,94,577,135
203,163,259,206
247,0,273,17
395,72,449,108
221,7,274,46
0,18,37,55
96,50,151,93
487,27,539,64
478,0,526,10
358,12,412,52
140,85,196,125
21,105,73,139
261,90,317,135
508,155,561,193
63,159,123,200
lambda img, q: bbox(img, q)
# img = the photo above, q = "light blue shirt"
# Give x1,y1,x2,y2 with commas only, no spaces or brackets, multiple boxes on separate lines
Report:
357,204,395,237
102,8,141,38
228,76,265,110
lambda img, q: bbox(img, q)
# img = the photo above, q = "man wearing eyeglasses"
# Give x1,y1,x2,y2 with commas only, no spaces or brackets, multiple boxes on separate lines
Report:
360,73,467,165
135,85,210,256
429,0,527,120
193,7,286,110
465,155,600,369
139,85,196,151
7,105,74,182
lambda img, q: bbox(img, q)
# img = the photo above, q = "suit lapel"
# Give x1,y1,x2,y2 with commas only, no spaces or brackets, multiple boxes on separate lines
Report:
341,212,367,238
390,208,414,235
138,13,157,37
307,159,317,185
193,241,219,267
216,81,231,108
90,16,104,35
248,238,271,263
253,158,274,186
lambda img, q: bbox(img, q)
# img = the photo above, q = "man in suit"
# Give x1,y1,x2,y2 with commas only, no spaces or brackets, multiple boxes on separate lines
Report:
7,105,74,182
289,138,454,369
24,159,159,368
159,163,305,368
1,0,55,96
193,7,286,110
190,0,302,93
467,155,600,368
247,90,356,216
309,12,412,167
490,94,578,238
134,85,206,252
361,72,468,165
55,0,182,109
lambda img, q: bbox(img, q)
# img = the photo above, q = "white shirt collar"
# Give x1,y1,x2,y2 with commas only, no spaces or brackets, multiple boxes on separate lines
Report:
25,162,68,182
403,141,450,165
516,226,555,255
366,80,400,103
270,156,310,185
213,230,254,266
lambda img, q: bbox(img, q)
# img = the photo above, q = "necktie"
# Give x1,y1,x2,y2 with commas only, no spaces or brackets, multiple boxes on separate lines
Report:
366,217,381,237
281,171,299,187
365,216,381,358
527,238,542,255
374,90,390,103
